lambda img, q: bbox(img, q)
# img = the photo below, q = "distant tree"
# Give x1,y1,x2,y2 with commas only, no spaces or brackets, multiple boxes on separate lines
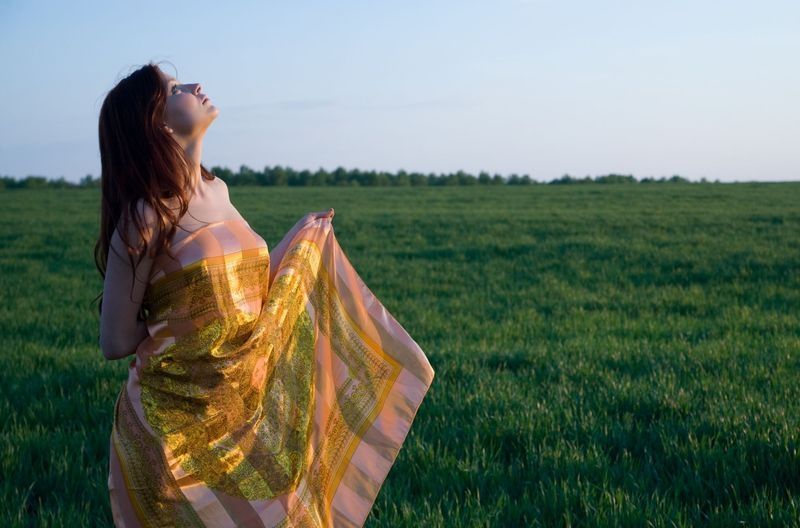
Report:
455,170,477,185
269,165,288,186
22,175,48,189
332,166,349,186
550,173,590,184
254,168,269,186
50,176,71,188
347,168,361,185
80,174,100,188
550,173,575,185
440,172,458,185
394,169,411,186
410,172,428,186
311,168,329,186
0,176,20,189
211,166,234,184
288,169,311,186
596,173,637,184
234,164,257,186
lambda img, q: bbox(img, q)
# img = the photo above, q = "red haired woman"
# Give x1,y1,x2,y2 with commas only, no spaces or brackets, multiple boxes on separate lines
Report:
95,62,434,527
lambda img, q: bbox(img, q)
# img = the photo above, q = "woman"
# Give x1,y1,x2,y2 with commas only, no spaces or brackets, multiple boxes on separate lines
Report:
94,62,435,527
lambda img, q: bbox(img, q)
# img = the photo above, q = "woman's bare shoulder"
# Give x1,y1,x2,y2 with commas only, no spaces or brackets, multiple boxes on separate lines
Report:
212,176,230,200
130,198,167,240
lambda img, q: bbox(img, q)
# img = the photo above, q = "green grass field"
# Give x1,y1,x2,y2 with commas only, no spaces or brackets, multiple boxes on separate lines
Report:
1,183,799,527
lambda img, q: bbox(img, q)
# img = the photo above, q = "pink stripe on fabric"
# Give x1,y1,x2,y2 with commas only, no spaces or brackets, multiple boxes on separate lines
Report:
108,434,144,528
349,441,393,484
312,337,337,445
387,368,431,423
331,506,361,528
124,368,161,440
340,464,381,509
281,489,311,524
178,481,237,527
253,495,289,525
331,480,373,527
368,406,412,447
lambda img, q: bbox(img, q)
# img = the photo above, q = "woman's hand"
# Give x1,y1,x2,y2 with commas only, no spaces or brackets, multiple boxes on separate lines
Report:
300,208,335,225
313,208,335,220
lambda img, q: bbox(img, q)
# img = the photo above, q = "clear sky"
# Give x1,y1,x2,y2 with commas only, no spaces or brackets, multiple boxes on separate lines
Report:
1,0,798,183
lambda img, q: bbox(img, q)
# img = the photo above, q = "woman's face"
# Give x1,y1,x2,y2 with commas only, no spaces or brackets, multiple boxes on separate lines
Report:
159,69,218,140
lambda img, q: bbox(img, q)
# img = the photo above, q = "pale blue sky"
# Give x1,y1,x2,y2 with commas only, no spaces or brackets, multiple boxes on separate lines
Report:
1,0,798,183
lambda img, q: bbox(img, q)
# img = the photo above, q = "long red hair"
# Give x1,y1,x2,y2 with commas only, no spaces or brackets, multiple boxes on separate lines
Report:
92,61,216,319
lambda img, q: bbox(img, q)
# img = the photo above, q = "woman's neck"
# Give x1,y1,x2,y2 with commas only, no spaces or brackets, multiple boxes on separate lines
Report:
177,136,204,197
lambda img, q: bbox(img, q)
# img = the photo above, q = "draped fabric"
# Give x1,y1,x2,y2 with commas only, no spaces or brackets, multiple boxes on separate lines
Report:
107,213,435,527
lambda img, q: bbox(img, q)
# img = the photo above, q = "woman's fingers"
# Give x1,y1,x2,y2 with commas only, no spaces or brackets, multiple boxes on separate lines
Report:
300,209,335,226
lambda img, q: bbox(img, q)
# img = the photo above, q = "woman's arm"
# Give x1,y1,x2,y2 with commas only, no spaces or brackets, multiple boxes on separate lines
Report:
100,318,149,360
99,200,159,361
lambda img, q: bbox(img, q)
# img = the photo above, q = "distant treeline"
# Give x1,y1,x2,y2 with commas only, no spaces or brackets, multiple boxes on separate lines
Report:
0,166,717,190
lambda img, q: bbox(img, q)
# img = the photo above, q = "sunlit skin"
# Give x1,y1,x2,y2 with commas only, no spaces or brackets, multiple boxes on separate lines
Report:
157,69,219,198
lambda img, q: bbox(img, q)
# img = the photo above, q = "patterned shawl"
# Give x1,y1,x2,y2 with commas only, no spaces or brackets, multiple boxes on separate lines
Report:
108,213,435,527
